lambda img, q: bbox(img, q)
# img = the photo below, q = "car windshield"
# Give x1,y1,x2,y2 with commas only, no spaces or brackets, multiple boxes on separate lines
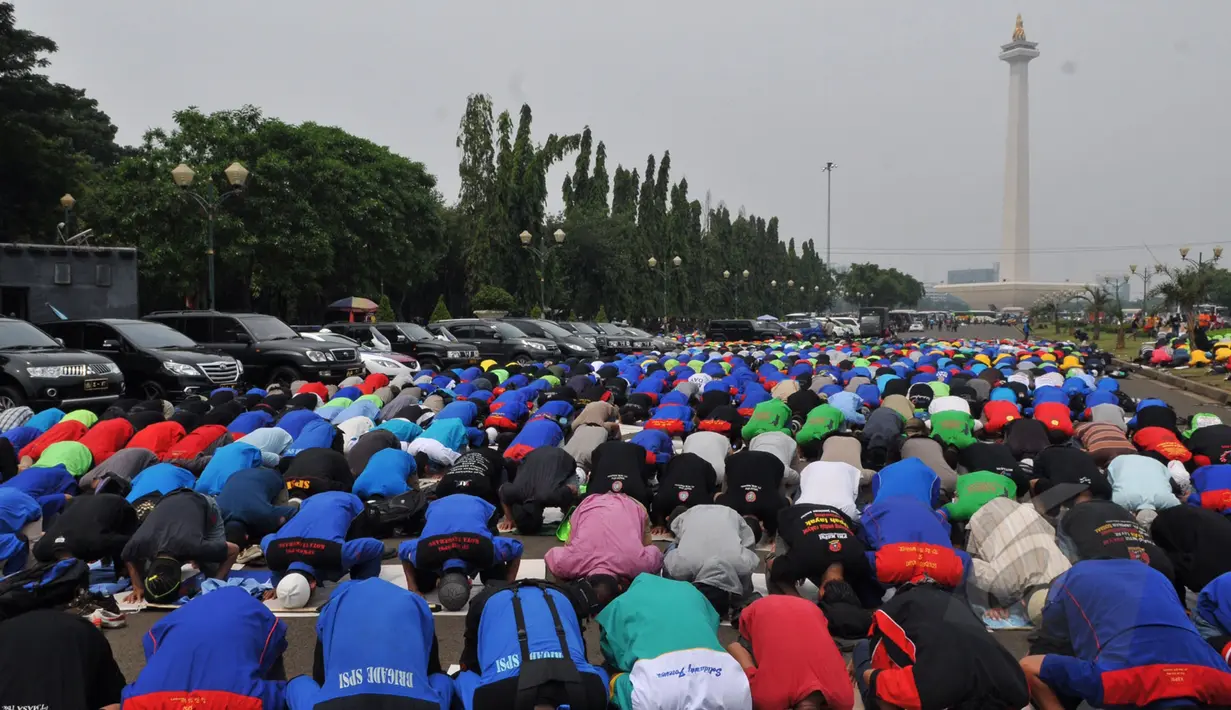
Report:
0,321,60,349
596,323,625,335
114,322,197,349
537,321,573,338
397,323,433,340
429,325,459,342
626,327,652,337
239,315,299,341
493,322,529,339
568,322,598,335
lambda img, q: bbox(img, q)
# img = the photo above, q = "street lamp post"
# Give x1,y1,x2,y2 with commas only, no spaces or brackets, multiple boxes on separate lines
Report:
520,228,566,315
171,162,250,310
648,256,682,320
1129,264,1157,315
821,162,837,266
722,270,731,315
741,269,749,316
813,284,820,313
59,193,76,239
1178,246,1224,326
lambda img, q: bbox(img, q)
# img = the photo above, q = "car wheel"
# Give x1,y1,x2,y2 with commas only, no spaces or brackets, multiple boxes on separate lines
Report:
140,381,166,400
269,366,301,388
0,386,25,410
418,357,441,373
515,354,533,367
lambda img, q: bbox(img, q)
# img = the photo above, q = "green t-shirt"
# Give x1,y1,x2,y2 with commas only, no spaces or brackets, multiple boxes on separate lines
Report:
942,471,1016,520
61,409,99,429
796,404,845,446
930,410,977,450
35,440,93,477
740,399,792,441
597,574,724,709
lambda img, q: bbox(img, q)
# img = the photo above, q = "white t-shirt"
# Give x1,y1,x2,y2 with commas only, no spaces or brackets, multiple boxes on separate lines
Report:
795,460,861,520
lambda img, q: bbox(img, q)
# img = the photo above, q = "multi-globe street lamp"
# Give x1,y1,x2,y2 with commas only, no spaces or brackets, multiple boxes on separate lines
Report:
520,228,566,315
648,255,682,319
170,161,250,310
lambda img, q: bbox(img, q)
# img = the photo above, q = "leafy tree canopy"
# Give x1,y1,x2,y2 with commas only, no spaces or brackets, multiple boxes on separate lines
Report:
0,2,119,241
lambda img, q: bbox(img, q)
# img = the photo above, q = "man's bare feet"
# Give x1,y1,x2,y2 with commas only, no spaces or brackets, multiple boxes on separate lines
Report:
650,526,670,537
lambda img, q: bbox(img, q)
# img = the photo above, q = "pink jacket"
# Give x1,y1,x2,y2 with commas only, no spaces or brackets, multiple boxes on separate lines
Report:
545,493,664,581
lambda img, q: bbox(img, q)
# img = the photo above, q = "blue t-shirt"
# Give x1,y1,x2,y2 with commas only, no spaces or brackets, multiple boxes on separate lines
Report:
126,464,195,503
352,449,415,499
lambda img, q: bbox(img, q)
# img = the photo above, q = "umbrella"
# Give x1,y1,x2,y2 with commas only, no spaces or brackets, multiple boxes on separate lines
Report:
328,297,380,312
756,314,778,321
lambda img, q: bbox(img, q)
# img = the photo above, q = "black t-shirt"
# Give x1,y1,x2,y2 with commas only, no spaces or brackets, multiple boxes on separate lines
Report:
776,504,864,576
1186,424,1231,465
438,449,503,501
959,442,1029,492
504,447,576,501
285,448,353,489
658,453,717,502
722,450,785,503
1060,499,1173,581
785,389,822,418
587,441,651,500
1150,505,1231,594
696,390,731,421
346,429,401,476
0,610,126,710
1032,446,1111,498
33,493,138,563
1134,406,1178,433
1004,418,1051,460
121,489,226,565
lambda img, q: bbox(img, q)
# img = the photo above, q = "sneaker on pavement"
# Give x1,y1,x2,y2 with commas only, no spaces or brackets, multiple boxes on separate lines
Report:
86,608,127,629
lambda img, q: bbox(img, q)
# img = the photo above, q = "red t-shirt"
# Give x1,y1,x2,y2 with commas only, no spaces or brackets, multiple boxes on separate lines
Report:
740,595,854,710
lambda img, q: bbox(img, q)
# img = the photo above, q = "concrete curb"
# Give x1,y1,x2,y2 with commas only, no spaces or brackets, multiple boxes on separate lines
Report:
1112,358,1231,405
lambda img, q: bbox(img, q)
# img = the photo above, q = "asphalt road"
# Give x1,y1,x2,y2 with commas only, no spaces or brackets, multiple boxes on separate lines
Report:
101,325,1209,685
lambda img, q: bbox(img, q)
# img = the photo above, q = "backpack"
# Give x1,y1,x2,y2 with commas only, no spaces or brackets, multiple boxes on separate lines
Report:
0,558,88,622
363,489,429,538
507,580,593,710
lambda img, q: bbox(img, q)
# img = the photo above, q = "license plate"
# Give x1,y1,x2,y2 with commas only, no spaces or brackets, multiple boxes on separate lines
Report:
84,378,108,392
346,368,363,377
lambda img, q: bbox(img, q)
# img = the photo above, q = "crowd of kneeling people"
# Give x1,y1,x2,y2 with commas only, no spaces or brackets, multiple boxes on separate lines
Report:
10,339,1231,708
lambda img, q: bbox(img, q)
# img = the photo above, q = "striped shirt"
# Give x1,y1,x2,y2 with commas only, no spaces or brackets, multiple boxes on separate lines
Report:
967,498,1071,604
1075,421,1137,466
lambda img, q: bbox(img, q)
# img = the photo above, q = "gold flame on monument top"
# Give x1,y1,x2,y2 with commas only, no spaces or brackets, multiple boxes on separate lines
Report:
1012,14,1026,41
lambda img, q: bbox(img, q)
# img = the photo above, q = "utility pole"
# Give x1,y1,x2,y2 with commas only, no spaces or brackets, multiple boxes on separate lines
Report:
821,162,837,266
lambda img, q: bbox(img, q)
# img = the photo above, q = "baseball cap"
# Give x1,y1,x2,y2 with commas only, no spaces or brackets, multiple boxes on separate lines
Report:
144,557,183,604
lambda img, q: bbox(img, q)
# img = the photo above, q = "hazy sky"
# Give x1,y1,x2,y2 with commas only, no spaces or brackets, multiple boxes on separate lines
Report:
17,1,1230,289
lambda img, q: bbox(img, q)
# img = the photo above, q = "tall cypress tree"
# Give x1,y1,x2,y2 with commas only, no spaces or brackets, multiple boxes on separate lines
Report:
588,141,610,216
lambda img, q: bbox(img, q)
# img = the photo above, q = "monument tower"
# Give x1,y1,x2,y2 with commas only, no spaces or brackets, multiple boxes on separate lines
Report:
999,14,1039,282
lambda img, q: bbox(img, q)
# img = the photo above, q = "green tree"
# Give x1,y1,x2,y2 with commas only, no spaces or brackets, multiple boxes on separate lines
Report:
429,294,452,322
86,106,444,319
596,304,609,322
376,293,396,321
0,3,119,241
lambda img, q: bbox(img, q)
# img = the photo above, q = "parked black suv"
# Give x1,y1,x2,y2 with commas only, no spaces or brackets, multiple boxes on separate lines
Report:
428,319,560,365
144,310,364,386
501,318,600,360
0,318,124,410
588,322,635,355
706,319,783,342
325,321,479,371
40,319,242,401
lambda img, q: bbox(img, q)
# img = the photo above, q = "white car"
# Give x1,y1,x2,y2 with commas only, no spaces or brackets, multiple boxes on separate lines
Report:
908,322,925,332
301,331,419,378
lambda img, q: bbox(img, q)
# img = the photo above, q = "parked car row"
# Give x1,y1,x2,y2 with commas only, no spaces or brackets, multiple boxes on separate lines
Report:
0,310,681,412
